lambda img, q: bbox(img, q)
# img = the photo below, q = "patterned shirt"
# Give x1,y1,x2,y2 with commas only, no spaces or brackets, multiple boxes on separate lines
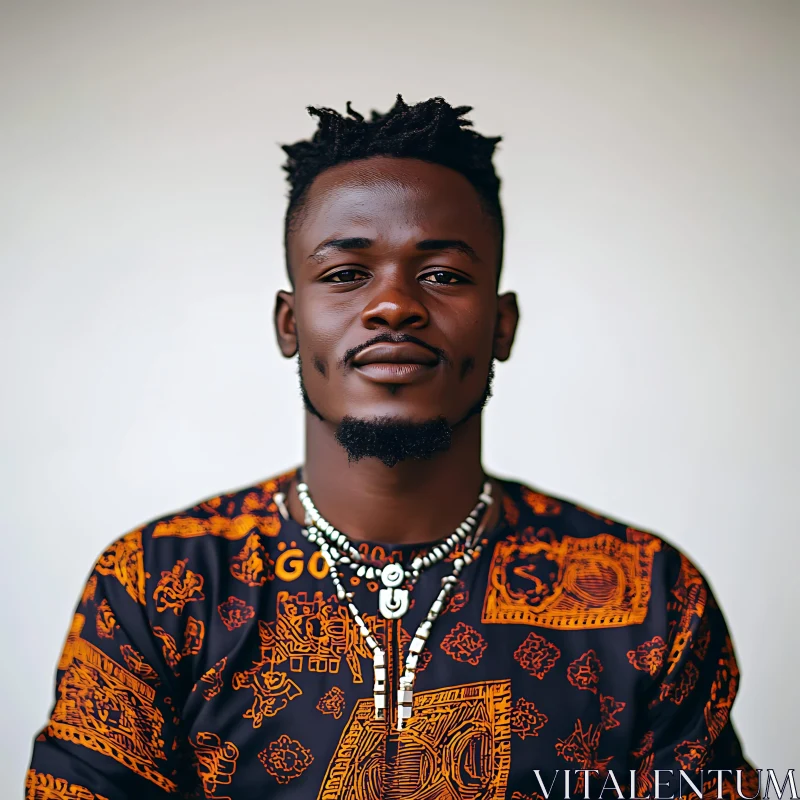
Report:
27,470,757,800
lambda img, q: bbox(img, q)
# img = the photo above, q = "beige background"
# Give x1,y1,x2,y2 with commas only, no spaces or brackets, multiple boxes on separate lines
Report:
1,1,798,793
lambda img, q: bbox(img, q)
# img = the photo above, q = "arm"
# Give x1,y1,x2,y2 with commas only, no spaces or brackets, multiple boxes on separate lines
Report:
27,529,187,799
631,551,759,800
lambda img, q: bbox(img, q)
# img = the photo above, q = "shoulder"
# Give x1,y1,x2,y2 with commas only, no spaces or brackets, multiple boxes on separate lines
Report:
89,468,296,601
490,477,710,628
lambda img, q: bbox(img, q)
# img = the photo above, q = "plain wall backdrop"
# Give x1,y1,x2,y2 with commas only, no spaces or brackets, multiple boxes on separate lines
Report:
1,1,798,794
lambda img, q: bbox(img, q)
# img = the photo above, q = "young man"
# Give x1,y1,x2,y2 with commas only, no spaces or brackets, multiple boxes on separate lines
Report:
28,96,756,800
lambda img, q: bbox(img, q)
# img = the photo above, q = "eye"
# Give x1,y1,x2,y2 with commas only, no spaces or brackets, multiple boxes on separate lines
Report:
322,268,369,283
420,270,467,285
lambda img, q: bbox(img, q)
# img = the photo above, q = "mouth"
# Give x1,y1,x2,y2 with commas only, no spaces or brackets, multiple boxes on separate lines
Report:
351,342,440,384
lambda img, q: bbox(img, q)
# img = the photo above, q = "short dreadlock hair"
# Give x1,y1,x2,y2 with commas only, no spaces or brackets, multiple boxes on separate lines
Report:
280,95,504,282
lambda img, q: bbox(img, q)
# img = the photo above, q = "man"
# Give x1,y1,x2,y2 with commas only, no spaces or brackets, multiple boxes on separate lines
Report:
28,96,756,800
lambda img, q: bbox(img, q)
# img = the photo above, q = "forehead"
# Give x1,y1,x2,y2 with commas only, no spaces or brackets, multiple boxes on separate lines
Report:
287,156,497,267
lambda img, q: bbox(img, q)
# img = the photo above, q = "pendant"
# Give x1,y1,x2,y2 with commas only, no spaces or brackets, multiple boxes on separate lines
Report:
378,586,409,619
378,563,409,619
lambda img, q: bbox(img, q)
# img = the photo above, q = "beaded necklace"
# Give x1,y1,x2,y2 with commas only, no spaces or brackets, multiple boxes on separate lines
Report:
278,476,493,730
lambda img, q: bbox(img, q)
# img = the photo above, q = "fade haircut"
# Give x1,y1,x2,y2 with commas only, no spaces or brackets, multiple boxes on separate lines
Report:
279,95,504,281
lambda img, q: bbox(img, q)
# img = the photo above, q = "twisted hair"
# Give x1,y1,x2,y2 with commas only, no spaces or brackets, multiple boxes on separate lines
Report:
280,95,504,278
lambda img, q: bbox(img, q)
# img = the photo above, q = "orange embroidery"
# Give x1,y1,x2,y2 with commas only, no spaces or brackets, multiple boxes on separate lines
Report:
189,731,239,799
95,529,147,605
440,621,487,665
626,636,666,676
152,627,181,672
599,694,625,730
319,680,511,799
119,645,160,685
259,734,314,785
521,487,562,515
317,686,346,720
514,632,561,679
81,576,97,607
217,597,255,631
95,599,118,640
182,616,205,657
195,657,227,700
230,532,275,587
483,530,661,629
511,697,548,739
567,650,603,693
25,769,110,800
153,559,205,615
46,614,175,792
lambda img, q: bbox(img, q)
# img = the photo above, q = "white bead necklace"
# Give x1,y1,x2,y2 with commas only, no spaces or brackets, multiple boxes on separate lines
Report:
288,477,493,730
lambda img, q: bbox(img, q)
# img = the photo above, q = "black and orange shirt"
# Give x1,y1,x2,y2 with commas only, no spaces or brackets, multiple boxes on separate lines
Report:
27,471,756,800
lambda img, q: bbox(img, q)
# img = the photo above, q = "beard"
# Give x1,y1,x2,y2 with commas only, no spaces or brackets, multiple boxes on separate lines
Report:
298,358,495,467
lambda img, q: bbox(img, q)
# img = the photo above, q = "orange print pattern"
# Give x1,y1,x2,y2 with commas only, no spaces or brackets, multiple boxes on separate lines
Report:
95,599,118,640
153,559,205,615
514,631,561,679
567,650,603,694
230,532,275,587
511,697,548,739
182,616,205,657
151,476,289,540
196,657,227,700
520,487,562,515
152,627,181,672
119,645,160,685
47,614,175,792
217,597,255,631
316,686,346,719
659,660,700,705
319,680,511,800
440,621,487,665
598,694,625,730
190,731,239,800
81,576,97,607
483,530,661,629
95,530,147,605
674,738,708,772
259,734,314,785
626,636,666,676
555,719,613,793
25,770,110,800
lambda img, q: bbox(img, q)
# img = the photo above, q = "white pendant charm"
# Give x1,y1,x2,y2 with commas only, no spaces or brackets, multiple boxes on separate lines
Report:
378,587,409,619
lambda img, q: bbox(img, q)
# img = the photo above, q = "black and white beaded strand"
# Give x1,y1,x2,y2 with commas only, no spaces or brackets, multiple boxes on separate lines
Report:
296,479,492,619
286,477,493,729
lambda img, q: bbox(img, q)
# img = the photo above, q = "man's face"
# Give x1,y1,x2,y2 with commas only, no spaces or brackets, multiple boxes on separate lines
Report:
276,155,518,431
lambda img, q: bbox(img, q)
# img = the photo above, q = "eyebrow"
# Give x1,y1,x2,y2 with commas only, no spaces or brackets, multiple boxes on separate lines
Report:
308,237,480,263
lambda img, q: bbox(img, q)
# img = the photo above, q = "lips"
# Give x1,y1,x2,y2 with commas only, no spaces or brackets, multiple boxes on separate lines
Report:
350,342,440,384
352,342,439,367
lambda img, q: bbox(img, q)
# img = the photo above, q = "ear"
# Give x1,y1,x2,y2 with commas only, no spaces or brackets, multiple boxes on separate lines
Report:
274,290,298,358
493,291,519,362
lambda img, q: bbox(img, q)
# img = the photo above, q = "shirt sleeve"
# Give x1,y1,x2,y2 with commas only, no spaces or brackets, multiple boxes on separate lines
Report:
27,528,189,799
630,550,760,800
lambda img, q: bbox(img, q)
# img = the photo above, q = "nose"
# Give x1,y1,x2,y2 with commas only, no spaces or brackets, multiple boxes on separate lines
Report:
360,277,429,331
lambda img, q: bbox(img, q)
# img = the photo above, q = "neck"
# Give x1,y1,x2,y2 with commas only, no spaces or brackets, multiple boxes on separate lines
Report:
286,412,488,545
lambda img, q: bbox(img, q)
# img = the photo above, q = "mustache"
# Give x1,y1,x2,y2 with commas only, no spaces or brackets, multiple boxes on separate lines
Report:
340,333,450,368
